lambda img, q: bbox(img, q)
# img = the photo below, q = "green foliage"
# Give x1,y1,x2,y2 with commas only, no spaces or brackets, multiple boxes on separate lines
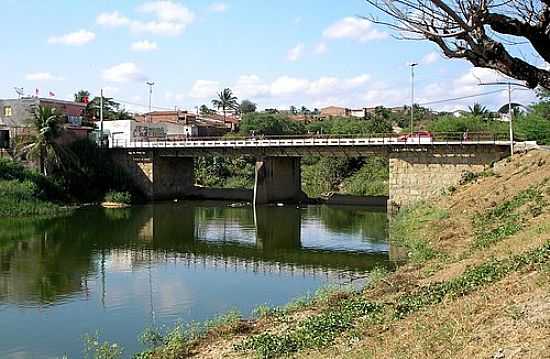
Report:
459,169,494,185
83,333,123,359
195,156,255,189
427,114,507,134
390,203,448,263
514,113,550,145
0,158,68,217
212,88,239,119
472,186,547,248
237,296,383,358
306,117,392,135
104,191,132,204
240,100,257,114
342,157,389,196
239,113,306,135
395,243,550,318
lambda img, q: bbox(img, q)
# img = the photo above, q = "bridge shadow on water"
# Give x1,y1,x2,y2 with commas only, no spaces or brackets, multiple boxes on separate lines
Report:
0,202,391,306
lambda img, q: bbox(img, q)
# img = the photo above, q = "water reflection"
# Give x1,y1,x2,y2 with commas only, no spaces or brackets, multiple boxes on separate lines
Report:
0,203,390,358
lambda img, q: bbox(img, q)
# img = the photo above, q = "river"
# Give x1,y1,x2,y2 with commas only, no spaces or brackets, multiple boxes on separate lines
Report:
0,202,390,358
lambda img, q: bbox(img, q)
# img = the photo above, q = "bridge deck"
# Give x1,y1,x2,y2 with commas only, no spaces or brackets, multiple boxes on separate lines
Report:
110,135,511,150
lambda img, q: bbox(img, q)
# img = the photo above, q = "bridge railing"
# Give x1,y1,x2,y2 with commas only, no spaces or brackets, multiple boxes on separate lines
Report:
110,132,510,148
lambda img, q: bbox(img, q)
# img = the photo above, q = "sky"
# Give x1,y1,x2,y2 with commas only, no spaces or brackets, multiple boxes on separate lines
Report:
0,0,543,113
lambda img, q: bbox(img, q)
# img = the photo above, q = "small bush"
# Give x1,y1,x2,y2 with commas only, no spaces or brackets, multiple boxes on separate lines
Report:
104,191,132,205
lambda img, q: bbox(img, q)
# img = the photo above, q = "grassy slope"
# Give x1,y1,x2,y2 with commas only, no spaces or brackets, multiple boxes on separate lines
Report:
139,150,550,359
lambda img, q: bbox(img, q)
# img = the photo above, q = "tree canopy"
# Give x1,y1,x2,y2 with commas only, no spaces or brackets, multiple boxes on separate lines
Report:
365,0,550,89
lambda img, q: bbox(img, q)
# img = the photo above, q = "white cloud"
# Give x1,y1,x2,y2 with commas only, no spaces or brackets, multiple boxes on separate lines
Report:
131,40,158,51
271,76,310,96
323,17,387,43
421,51,440,65
102,62,147,83
287,43,305,62
189,80,220,99
48,30,96,46
25,72,63,81
234,75,270,98
97,1,195,36
209,2,227,12
96,11,130,27
314,42,328,55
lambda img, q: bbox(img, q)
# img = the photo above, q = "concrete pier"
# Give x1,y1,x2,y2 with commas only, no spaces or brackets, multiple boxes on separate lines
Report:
254,157,306,205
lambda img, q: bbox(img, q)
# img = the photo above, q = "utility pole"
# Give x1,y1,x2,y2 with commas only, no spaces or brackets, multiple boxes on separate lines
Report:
479,81,529,158
410,63,418,135
100,88,104,135
146,81,155,123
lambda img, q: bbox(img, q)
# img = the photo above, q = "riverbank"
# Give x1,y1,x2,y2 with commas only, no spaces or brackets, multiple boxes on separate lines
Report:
131,149,550,358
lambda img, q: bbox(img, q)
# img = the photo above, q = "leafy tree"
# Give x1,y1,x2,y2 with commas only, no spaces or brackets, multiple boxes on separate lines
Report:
240,100,257,114
239,113,306,135
21,106,81,177
289,106,297,115
468,103,490,118
199,104,215,116
74,90,90,103
212,88,239,123
366,0,550,89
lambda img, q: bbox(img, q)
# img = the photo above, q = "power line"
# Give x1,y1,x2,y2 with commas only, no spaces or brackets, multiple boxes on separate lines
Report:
418,89,506,106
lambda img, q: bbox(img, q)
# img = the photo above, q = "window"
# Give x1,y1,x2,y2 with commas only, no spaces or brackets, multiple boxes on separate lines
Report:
3,106,12,117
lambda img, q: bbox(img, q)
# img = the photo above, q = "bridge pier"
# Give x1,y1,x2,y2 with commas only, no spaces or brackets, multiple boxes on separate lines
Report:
388,147,507,209
254,157,306,205
112,151,194,200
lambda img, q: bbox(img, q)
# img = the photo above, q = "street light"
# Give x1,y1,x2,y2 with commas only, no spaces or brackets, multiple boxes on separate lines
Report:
410,63,418,135
479,81,530,157
146,81,155,122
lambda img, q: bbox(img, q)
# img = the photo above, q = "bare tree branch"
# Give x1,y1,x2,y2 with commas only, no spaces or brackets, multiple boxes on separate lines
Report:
364,0,550,89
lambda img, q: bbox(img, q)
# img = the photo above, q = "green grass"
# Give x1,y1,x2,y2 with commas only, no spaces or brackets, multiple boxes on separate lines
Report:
389,203,448,263
236,242,550,358
0,180,69,217
472,186,547,248
237,297,384,358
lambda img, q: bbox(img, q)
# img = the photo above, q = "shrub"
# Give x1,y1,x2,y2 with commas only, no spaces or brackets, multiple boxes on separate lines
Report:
104,191,132,205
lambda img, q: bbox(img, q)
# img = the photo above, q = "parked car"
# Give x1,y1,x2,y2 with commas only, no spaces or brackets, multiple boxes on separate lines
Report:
398,131,433,144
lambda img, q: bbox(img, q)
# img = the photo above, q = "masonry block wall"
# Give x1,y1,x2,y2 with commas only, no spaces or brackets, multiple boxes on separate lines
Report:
111,151,194,200
389,148,506,208
254,157,305,205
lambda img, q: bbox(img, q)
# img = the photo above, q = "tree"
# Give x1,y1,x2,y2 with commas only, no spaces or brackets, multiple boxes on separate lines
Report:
468,103,490,118
240,100,257,114
211,88,239,124
85,96,127,121
74,90,90,103
199,104,215,116
365,1,550,89
289,106,297,115
22,106,71,176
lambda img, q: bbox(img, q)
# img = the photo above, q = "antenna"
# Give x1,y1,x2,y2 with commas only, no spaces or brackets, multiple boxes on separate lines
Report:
14,87,24,99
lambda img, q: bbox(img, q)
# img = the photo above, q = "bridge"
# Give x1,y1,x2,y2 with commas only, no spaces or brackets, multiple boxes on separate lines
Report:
108,133,511,207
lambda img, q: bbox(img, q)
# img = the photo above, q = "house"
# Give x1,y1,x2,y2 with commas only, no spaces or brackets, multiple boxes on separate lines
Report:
134,110,198,125
0,97,91,145
320,106,350,118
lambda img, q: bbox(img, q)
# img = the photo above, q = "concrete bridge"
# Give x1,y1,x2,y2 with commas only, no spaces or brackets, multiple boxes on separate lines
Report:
109,133,510,207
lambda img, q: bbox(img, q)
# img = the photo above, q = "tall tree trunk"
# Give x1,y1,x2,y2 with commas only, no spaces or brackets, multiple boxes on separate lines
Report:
40,145,46,176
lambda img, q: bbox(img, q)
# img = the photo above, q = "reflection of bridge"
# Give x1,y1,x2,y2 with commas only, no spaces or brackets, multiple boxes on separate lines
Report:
110,133,510,206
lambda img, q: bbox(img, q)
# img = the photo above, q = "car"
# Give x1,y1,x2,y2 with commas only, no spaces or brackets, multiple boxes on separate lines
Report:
398,131,433,144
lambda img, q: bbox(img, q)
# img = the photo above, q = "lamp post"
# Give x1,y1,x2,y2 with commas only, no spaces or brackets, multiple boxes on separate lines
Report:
410,63,418,135
146,81,155,123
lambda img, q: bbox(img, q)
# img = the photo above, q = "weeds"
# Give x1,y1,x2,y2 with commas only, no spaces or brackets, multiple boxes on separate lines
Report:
237,296,383,358
472,186,547,248
390,203,448,263
83,332,123,359
395,243,550,318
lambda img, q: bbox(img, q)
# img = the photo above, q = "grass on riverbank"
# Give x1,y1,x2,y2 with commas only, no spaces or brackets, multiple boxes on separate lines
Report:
0,159,70,217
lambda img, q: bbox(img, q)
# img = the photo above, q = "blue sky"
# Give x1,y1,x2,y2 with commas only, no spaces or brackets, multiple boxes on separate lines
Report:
0,0,540,112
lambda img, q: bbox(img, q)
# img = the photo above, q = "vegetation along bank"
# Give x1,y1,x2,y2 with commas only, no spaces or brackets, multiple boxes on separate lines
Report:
82,149,550,358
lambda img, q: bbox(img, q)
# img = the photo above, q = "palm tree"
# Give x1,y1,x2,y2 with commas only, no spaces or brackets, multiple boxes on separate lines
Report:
211,88,239,124
21,106,80,177
468,103,489,118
